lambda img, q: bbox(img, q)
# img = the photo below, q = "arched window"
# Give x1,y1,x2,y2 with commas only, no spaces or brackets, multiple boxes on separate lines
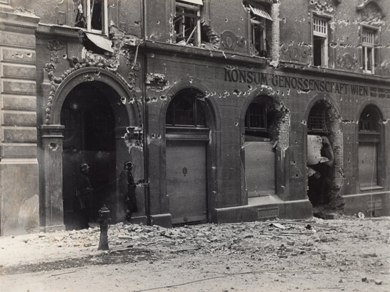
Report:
358,105,383,189
308,102,329,134
166,89,207,128
245,97,274,140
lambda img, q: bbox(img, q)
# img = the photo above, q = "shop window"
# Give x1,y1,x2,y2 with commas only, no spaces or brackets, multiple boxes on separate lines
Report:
166,90,207,127
244,1,272,57
75,0,108,34
362,27,378,74
174,0,203,46
358,106,382,189
245,99,273,139
308,103,329,134
313,16,329,67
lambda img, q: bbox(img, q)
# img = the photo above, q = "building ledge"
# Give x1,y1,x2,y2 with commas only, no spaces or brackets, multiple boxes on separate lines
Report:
279,61,390,84
143,40,268,67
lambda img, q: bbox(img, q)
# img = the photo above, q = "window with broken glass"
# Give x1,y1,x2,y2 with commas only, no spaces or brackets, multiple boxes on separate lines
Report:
358,106,382,189
245,1,272,57
174,0,203,46
312,16,329,67
74,0,108,34
361,27,377,74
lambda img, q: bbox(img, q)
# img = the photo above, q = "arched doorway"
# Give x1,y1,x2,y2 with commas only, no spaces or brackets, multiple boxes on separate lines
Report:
61,82,117,230
165,88,210,225
306,100,343,210
244,96,277,197
358,105,384,192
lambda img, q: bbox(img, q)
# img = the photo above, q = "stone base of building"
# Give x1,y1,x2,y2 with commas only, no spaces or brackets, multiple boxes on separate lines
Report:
343,191,390,217
130,215,148,225
150,213,172,228
40,224,66,233
214,196,313,224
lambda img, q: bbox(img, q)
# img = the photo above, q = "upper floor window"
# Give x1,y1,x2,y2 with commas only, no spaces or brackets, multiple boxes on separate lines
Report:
362,27,377,74
312,16,329,67
174,0,203,46
75,0,108,34
245,2,272,57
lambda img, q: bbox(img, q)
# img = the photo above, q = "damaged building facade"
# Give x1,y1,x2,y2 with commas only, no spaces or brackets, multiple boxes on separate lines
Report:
0,0,389,235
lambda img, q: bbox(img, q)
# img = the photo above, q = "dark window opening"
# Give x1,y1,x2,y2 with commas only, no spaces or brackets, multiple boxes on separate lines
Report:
91,0,103,31
308,103,329,134
166,90,207,127
74,0,105,33
313,36,323,66
245,99,274,139
359,106,380,133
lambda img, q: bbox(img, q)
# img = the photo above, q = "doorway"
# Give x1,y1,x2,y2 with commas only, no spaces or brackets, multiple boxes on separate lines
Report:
61,82,116,230
165,88,210,225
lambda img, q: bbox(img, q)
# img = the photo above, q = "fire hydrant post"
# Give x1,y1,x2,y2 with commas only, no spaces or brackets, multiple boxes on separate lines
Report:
97,205,111,250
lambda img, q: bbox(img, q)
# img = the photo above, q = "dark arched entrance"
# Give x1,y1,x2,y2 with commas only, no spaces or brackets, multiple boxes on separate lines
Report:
61,82,117,230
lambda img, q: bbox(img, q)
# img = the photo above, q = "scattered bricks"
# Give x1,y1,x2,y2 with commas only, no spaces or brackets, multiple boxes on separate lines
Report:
375,280,382,285
361,277,369,283
286,240,295,246
319,235,328,242
118,234,132,240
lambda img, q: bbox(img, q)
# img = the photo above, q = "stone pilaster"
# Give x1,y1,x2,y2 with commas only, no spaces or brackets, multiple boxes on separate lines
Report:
40,124,65,232
0,11,40,235
271,1,280,64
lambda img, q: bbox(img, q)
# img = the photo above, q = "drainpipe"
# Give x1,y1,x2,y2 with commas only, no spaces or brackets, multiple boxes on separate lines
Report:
142,0,151,226
271,0,280,64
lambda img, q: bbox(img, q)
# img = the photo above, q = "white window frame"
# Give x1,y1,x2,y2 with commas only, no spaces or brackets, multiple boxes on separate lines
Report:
313,16,329,67
175,0,202,46
77,0,108,35
362,27,376,74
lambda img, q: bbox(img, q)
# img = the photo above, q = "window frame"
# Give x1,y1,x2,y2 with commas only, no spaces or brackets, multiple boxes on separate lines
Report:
174,0,202,46
312,15,329,67
361,26,379,74
244,99,274,140
75,0,108,35
245,3,272,57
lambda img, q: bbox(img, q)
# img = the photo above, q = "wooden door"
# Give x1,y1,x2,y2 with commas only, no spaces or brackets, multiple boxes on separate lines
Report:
166,140,207,224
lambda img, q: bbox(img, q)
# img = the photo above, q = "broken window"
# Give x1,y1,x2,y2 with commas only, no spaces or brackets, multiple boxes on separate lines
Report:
312,16,329,67
362,27,377,74
245,1,272,57
74,0,107,34
174,0,203,46
308,103,329,134
245,99,274,139
166,90,207,127
358,106,382,189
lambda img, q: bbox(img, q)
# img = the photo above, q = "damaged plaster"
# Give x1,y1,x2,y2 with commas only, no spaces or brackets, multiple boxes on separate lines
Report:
43,25,143,125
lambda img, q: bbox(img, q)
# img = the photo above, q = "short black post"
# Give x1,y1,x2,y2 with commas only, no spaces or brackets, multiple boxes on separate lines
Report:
97,205,111,250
